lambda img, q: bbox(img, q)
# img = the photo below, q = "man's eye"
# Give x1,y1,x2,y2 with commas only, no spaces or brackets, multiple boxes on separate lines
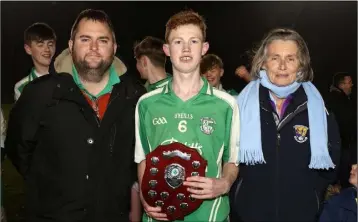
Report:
99,39,108,43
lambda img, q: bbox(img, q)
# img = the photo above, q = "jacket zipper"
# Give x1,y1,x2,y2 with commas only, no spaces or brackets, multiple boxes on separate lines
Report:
276,131,281,220
93,88,124,215
314,189,319,212
109,125,116,157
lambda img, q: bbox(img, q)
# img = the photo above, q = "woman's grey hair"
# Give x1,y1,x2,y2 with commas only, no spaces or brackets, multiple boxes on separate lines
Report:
250,28,314,82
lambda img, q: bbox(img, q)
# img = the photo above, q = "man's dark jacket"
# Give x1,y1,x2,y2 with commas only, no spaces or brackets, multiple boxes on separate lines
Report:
5,72,146,221
326,87,356,150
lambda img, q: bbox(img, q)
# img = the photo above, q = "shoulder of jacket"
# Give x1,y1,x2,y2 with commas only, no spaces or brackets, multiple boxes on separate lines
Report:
117,73,146,95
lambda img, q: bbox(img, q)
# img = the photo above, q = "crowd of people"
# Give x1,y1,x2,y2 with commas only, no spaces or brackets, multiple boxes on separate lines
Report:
1,8,356,222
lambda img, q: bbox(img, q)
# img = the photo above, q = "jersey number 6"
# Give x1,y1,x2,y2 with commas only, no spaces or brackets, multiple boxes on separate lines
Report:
178,120,187,133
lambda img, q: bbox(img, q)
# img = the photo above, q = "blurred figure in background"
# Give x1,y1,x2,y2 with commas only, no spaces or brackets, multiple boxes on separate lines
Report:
201,53,238,96
14,23,56,101
326,72,356,189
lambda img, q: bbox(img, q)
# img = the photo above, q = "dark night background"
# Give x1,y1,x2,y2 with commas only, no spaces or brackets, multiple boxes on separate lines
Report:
1,1,357,104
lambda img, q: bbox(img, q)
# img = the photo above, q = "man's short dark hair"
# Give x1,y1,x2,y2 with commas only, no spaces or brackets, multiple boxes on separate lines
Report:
332,72,351,87
200,54,223,74
133,36,166,67
70,9,116,42
24,22,57,45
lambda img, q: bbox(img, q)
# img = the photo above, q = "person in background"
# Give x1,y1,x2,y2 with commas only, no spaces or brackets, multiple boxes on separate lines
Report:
14,22,56,101
201,53,238,96
130,36,172,222
319,150,357,222
231,28,341,222
134,36,171,92
1,108,7,222
326,72,356,189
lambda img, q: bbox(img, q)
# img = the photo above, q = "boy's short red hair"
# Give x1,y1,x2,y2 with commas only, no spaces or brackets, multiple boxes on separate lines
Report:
165,10,207,43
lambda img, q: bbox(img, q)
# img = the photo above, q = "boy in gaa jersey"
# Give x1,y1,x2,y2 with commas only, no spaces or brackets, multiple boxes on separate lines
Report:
135,10,240,222
201,54,238,97
134,36,171,92
14,23,56,101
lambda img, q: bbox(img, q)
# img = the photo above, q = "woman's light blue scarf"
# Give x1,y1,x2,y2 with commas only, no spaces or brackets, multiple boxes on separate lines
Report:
237,70,335,169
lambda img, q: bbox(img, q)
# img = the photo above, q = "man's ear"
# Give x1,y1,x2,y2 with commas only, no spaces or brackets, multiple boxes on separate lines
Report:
201,42,209,56
113,42,117,55
163,44,170,57
24,44,32,55
220,69,224,77
68,40,73,54
142,56,148,67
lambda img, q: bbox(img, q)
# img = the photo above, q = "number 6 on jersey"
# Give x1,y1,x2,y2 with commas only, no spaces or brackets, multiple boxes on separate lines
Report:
178,120,187,133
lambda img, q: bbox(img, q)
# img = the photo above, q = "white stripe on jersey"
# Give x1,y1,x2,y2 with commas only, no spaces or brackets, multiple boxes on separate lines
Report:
216,143,224,177
134,87,164,163
209,197,219,222
212,196,223,222
212,88,240,165
14,75,30,101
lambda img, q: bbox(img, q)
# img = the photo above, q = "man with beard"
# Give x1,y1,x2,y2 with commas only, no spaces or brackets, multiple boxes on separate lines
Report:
5,9,145,222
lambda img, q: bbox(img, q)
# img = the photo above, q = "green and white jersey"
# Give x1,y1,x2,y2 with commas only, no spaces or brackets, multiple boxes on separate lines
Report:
14,67,43,101
217,84,238,97
135,78,240,222
144,73,172,92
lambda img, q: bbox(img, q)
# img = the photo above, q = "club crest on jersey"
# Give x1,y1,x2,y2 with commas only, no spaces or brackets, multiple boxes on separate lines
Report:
200,117,216,135
293,125,309,143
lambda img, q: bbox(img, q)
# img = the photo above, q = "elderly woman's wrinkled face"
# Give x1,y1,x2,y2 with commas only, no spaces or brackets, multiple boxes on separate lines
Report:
263,40,300,86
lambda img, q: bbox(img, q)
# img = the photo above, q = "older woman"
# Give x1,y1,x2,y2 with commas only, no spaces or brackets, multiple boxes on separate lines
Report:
231,28,341,221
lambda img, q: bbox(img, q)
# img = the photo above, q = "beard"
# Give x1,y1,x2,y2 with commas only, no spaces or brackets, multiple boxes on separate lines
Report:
72,51,114,83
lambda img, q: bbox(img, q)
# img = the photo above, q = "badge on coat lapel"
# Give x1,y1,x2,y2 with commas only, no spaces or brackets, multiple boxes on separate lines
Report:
293,125,309,143
200,117,216,135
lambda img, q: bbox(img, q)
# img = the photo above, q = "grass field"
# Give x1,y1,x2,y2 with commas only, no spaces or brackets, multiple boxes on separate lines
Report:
2,104,25,222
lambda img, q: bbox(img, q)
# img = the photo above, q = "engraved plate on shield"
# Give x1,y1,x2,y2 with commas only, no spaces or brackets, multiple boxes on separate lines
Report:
160,191,169,200
150,167,158,176
192,161,200,169
167,206,176,214
148,190,157,198
155,200,164,207
180,202,188,209
149,180,157,189
164,163,185,189
151,156,159,165
177,193,185,200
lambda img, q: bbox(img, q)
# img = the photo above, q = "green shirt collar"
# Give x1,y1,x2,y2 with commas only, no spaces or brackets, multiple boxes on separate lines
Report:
146,73,172,92
72,65,120,98
163,76,213,95
29,67,38,81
